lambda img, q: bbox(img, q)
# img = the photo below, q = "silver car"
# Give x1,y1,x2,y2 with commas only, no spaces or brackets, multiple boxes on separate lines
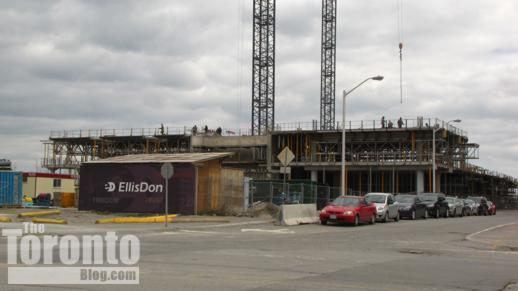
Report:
364,193,399,222
445,196,463,217
463,199,478,215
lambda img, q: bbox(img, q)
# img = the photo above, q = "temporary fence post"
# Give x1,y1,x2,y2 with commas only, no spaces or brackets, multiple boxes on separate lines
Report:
269,182,273,203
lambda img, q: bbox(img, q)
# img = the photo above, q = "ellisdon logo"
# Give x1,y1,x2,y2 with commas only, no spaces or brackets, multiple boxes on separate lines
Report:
104,182,163,193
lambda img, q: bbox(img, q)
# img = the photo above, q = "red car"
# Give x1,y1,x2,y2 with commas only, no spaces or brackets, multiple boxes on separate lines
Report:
488,201,497,215
320,196,377,226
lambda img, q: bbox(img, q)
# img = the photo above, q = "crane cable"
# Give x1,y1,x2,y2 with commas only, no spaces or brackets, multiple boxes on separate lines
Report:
398,0,404,104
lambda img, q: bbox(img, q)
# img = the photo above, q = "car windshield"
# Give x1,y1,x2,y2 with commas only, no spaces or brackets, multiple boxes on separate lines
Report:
419,194,437,202
445,197,455,203
465,199,474,204
331,197,360,207
395,195,415,203
468,197,482,203
365,194,386,204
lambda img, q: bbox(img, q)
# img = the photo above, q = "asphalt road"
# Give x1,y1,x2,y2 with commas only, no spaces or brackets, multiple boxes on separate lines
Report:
1,211,518,291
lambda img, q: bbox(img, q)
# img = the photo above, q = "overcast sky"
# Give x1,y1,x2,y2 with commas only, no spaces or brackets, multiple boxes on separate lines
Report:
1,0,517,178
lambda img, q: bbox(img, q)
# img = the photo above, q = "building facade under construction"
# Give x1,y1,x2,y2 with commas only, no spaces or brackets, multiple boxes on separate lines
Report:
42,117,518,206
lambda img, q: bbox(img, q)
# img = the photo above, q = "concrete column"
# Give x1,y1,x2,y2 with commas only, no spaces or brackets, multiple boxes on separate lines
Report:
416,170,425,193
311,170,318,183
435,173,442,193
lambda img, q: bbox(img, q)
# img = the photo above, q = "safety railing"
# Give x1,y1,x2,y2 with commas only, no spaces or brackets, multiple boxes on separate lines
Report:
464,163,518,185
274,117,467,138
49,117,467,139
50,126,253,139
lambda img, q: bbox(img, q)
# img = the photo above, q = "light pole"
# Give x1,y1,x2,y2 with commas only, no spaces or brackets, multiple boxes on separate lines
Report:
341,75,384,196
432,119,461,193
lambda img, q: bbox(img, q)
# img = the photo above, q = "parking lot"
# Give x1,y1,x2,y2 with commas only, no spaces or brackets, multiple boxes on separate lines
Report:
1,210,517,290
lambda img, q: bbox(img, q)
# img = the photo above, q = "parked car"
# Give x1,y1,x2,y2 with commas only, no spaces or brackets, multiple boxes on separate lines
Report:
395,194,428,219
320,196,377,226
364,193,400,222
463,199,477,216
445,197,464,217
468,196,489,215
487,201,497,215
417,193,449,218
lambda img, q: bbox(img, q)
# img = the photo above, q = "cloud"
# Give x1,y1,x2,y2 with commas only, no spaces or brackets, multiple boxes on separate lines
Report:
0,0,517,179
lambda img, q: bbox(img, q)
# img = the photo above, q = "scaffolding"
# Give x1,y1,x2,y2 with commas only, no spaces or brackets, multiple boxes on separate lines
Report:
41,117,517,203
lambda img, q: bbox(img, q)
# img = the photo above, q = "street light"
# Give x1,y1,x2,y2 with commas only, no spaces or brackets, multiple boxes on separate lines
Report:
341,75,384,196
432,119,461,193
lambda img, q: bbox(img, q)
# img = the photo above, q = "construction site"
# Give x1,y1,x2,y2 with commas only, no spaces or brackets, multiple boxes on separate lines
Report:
40,0,517,207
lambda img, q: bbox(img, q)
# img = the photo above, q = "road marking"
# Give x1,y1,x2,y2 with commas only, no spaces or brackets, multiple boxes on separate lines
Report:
186,220,274,229
465,221,518,242
179,230,221,234
241,228,295,234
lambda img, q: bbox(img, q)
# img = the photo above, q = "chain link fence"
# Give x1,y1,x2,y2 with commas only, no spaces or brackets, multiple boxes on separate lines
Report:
249,181,361,210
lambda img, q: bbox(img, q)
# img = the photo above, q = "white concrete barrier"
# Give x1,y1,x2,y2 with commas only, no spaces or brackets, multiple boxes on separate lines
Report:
280,204,319,226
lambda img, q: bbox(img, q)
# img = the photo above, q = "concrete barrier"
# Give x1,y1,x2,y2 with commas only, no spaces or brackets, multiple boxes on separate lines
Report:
279,204,319,226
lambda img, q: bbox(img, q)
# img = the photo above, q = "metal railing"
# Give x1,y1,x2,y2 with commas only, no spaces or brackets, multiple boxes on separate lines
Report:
274,117,467,138
464,163,518,185
49,117,467,139
50,126,253,139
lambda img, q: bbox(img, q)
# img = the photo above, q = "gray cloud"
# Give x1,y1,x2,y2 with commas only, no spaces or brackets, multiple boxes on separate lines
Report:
0,0,517,178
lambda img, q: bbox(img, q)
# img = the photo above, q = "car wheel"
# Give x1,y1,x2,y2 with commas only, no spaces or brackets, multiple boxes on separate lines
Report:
423,209,428,219
435,209,440,219
445,209,449,218
353,215,360,226
394,212,400,222
452,210,456,217
321,220,327,225
369,214,375,225
410,210,416,220
383,213,389,223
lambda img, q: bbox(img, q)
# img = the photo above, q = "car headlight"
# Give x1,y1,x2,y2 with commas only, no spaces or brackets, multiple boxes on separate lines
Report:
344,211,353,215
321,209,327,214
377,207,385,211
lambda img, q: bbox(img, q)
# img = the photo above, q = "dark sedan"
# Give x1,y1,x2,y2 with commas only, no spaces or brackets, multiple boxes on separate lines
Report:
417,193,450,218
395,194,428,219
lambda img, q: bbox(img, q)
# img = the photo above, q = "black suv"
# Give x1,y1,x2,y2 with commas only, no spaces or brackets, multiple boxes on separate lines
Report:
417,193,450,218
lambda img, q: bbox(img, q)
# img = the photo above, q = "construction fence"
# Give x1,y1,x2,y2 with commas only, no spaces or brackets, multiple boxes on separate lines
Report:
249,181,361,210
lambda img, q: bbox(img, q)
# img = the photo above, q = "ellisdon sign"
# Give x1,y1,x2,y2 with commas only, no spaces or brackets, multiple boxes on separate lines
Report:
104,182,163,193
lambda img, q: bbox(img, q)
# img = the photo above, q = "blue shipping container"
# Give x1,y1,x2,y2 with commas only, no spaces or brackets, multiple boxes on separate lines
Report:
0,171,23,206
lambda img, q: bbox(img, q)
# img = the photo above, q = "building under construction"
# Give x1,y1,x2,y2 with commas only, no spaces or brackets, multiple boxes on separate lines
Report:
42,117,518,205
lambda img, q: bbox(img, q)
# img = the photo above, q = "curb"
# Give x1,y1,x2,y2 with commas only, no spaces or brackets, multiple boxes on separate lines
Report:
95,214,178,224
32,218,68,224
18,210,61,218
0,217,12,223
465,222,518,251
